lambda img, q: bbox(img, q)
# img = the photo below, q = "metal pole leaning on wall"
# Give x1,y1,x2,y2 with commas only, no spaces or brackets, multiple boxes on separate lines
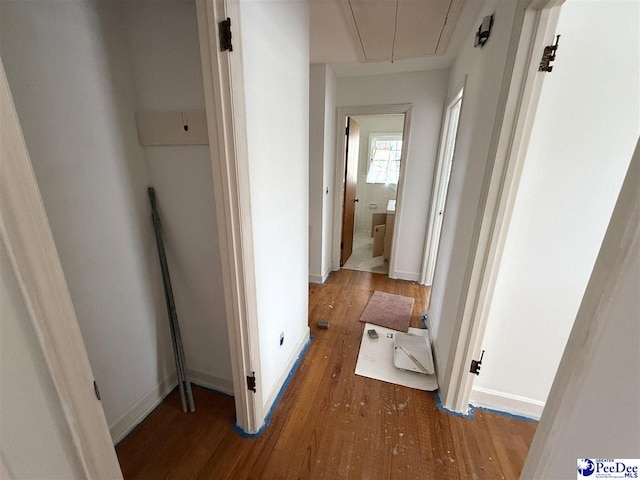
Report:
148,187,195,413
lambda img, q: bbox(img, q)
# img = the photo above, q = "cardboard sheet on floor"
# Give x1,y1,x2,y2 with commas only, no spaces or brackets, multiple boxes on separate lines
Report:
355,323,438,391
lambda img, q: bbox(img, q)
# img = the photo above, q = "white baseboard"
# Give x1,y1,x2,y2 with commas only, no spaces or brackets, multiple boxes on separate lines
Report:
425,315,445,388
469,386,544,420
110,369,235,444
110,371,178,444
309,272,323,283
321,263,332,282
188,369,234,396
309,263,332,284
389,269,420,282
262,327,310,417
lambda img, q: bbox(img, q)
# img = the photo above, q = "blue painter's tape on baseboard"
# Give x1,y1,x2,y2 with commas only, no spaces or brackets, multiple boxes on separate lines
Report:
434,390,538,422
233,420,261,439
435,390,474,418
471,404,538,423
233,335,313,439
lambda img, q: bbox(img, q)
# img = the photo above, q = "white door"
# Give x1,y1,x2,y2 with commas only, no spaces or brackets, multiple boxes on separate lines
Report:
421,87,464,286
0,59,122,478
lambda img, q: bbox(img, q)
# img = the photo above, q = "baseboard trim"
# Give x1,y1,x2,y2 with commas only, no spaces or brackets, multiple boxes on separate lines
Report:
188,369,234,396
321,263,332,282
389,269,420,282
262,327,311,418
425,315,445,389
309,264,332,284
110,372,177,444
469,386,544,420
234,330,311,438
309,272,324,283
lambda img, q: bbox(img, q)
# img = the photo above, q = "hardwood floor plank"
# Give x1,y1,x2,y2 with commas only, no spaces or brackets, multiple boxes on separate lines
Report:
116,270,536,479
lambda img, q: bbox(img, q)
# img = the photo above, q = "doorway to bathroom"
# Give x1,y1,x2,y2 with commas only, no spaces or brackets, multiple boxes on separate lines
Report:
340,113,406,275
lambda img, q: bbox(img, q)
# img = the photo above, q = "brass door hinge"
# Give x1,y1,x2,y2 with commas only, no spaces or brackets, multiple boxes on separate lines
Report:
539,35,560,72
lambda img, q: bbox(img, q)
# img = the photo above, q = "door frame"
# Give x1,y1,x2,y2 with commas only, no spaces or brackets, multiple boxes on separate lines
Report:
438,0,566,413
420,80,466,286
0,59,122,478
332,104,413,278
196,0,263,433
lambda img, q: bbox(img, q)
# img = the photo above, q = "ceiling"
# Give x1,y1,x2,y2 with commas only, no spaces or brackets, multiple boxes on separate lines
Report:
310,0,485,76
347,0,463,62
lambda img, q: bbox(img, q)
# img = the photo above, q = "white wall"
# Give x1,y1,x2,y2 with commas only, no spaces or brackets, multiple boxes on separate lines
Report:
239,0,311,408
427,0,520,382
0,240,83,479
309,65,327,282
336,70,449,280
309,64,337,284
522,148,639,478
0,1,174,439
123,1,232,393
543,214,640,478
351,115,404,232
470,0,640,418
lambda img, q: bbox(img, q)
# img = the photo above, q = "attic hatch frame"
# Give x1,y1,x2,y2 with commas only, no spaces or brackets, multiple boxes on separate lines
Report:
340,0,465,63
437,0,566,416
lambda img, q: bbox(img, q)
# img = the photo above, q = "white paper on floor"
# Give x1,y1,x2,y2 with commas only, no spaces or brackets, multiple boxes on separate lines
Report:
355,323,438,391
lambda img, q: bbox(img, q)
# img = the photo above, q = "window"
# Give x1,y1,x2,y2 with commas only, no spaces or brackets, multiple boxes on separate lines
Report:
366,134,403,184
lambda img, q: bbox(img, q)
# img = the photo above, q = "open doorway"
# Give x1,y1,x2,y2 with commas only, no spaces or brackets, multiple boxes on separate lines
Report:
0,0,255,446
433,0,638,431
339,112,408,275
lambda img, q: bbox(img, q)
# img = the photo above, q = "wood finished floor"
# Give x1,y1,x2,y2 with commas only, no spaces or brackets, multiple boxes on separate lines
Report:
116,270,536,479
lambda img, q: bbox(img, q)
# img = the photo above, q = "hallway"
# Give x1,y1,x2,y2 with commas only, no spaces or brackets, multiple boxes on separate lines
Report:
116,270,536,479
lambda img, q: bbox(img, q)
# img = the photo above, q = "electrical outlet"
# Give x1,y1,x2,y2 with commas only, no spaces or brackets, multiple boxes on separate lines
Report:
280,332,284,346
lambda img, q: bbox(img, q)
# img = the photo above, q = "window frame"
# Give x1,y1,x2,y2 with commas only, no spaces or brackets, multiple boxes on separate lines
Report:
365,132,403,185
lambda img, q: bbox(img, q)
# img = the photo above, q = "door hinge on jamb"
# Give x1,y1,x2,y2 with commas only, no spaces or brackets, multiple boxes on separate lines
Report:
469,350,485,376
539,35,560,72
219,18,233,52
247,372,256,393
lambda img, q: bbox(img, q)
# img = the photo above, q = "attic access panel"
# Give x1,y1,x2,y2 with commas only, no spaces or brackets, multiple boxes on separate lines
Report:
348,0,396,62
394,0,453,59
345,0,463,62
